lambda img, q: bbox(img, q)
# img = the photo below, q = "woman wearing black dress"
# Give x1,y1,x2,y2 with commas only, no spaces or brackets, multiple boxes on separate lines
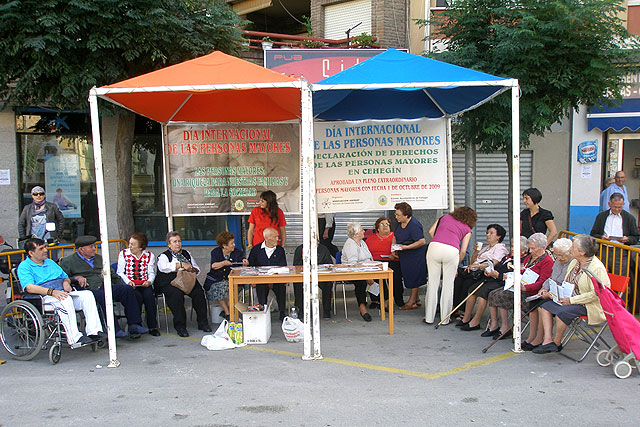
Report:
520,188,557,246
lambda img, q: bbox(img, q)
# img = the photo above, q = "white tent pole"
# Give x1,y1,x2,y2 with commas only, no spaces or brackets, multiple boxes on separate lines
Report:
301,81,321,360
511,83,522,353
446,117,454,212
161,124,173,233
88,89,120,368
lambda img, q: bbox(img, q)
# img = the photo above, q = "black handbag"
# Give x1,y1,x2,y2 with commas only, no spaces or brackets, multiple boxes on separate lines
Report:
458,267,484,282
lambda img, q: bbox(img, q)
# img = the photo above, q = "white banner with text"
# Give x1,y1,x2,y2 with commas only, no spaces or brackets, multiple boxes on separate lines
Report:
314,118,447,213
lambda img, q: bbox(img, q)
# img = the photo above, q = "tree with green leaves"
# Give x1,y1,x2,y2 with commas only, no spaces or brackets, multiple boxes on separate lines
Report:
418,0,639,233
0,0,245,238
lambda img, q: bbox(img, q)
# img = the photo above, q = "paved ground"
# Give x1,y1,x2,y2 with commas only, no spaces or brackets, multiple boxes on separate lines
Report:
1,296,639,427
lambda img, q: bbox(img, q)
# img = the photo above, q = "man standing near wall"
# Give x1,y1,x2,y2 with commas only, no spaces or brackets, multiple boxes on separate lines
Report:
600,171,630,212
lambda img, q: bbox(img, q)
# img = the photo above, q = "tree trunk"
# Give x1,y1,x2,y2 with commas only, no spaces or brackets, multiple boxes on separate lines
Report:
465,142,477,242
506,148,514,243
115,111,136,240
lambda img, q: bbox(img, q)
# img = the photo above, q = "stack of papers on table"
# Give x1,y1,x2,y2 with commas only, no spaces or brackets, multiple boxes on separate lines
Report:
258,266,291,275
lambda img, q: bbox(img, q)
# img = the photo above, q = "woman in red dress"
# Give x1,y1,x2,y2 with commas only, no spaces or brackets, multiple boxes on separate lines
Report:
365,216,405,308
247,190,287,249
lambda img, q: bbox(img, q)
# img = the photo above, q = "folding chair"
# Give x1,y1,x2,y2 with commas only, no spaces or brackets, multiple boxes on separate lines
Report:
561,272,629,362
155,291,170,334
332,251,349,319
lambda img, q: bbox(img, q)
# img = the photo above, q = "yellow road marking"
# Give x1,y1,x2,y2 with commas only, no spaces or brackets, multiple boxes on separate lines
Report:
171,334,520,379
243,345,520,379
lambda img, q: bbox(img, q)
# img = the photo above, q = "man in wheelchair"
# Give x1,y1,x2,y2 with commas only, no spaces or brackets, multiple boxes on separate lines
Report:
59,235,148,338
16,238,104,346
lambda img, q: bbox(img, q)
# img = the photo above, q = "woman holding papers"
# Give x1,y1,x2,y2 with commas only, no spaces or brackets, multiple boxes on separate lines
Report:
482,237,527,337
533,234,610,354
342,221,375,321
520,238,573,351
486,233,552,340
204,231,248,322
393,202,427,311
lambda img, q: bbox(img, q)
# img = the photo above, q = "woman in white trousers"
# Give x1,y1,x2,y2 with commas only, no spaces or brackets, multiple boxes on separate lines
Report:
425,206,476,324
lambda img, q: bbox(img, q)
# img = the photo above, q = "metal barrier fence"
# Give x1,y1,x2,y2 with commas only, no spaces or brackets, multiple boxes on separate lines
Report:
0,239,128,302
558,230,639,319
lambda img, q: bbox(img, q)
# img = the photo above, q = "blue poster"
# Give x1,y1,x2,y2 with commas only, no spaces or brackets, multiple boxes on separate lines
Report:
577,140,597,163
45,154,81,218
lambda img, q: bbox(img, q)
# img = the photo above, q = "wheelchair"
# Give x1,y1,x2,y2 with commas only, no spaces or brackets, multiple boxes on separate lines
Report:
1,271,104,364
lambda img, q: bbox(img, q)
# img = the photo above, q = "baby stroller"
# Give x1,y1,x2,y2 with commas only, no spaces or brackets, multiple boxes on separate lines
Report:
586,271,640,379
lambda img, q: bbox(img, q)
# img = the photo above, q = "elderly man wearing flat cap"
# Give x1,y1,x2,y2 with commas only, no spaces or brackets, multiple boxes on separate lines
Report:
59,235,148,338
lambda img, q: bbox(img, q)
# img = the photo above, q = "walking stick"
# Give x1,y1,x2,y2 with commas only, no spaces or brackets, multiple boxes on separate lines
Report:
435,280,486,329
481,301,542,353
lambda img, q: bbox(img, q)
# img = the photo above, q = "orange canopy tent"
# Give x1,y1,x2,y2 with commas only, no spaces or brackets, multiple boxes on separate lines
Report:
88,51,321,365
96,51,303,123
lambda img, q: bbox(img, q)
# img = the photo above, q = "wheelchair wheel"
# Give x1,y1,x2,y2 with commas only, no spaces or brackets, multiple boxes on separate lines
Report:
0,300,45,360
48,342,61,364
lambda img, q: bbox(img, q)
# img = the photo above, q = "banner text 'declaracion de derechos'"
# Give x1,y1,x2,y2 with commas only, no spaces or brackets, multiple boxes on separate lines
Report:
314,118,447,213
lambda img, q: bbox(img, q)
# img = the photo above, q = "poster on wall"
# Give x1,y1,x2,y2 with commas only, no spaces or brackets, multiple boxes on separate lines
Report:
44,154,81,218
314,118,448,213
165,123,300,215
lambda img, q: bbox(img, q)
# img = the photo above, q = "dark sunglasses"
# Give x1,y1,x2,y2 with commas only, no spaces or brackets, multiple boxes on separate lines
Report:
32,192,45,196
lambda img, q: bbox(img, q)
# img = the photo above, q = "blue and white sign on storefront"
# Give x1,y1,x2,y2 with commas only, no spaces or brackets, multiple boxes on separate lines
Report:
577,140,598,163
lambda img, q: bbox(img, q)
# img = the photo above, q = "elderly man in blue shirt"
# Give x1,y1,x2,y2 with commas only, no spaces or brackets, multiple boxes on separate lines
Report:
600,171,630,212
17,238,104,346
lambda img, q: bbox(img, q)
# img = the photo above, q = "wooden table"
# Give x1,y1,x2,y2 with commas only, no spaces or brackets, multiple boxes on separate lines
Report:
228,266,394,334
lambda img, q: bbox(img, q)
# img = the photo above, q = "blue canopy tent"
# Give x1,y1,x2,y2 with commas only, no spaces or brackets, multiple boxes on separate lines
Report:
310,49,527,352
313,49,508,120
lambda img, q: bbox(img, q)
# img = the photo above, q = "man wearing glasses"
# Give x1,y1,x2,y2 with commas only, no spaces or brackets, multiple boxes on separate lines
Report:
18,186,65,245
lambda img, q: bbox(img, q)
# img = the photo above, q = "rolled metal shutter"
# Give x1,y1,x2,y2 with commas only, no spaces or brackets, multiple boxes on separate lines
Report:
324,0,372,40
285,150,531,249
453,150,533,244
285,211,380,250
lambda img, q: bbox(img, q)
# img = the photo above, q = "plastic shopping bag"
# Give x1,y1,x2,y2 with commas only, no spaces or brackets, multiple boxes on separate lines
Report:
281,316,304,343
201,319,242,351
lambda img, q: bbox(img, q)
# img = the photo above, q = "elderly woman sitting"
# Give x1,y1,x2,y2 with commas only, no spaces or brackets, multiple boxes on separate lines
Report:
342,221,374,322
204,231,248,322
456,224,509,329
467,236,526,336
533,234,610,354
520,238,573,351
155,231,210,337
486,233,553,340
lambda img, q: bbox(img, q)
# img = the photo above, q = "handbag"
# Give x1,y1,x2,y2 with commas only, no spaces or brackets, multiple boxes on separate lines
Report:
171,269,197,294
458,266,484,282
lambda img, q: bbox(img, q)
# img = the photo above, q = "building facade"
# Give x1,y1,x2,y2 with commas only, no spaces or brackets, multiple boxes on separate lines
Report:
2,0,637,255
